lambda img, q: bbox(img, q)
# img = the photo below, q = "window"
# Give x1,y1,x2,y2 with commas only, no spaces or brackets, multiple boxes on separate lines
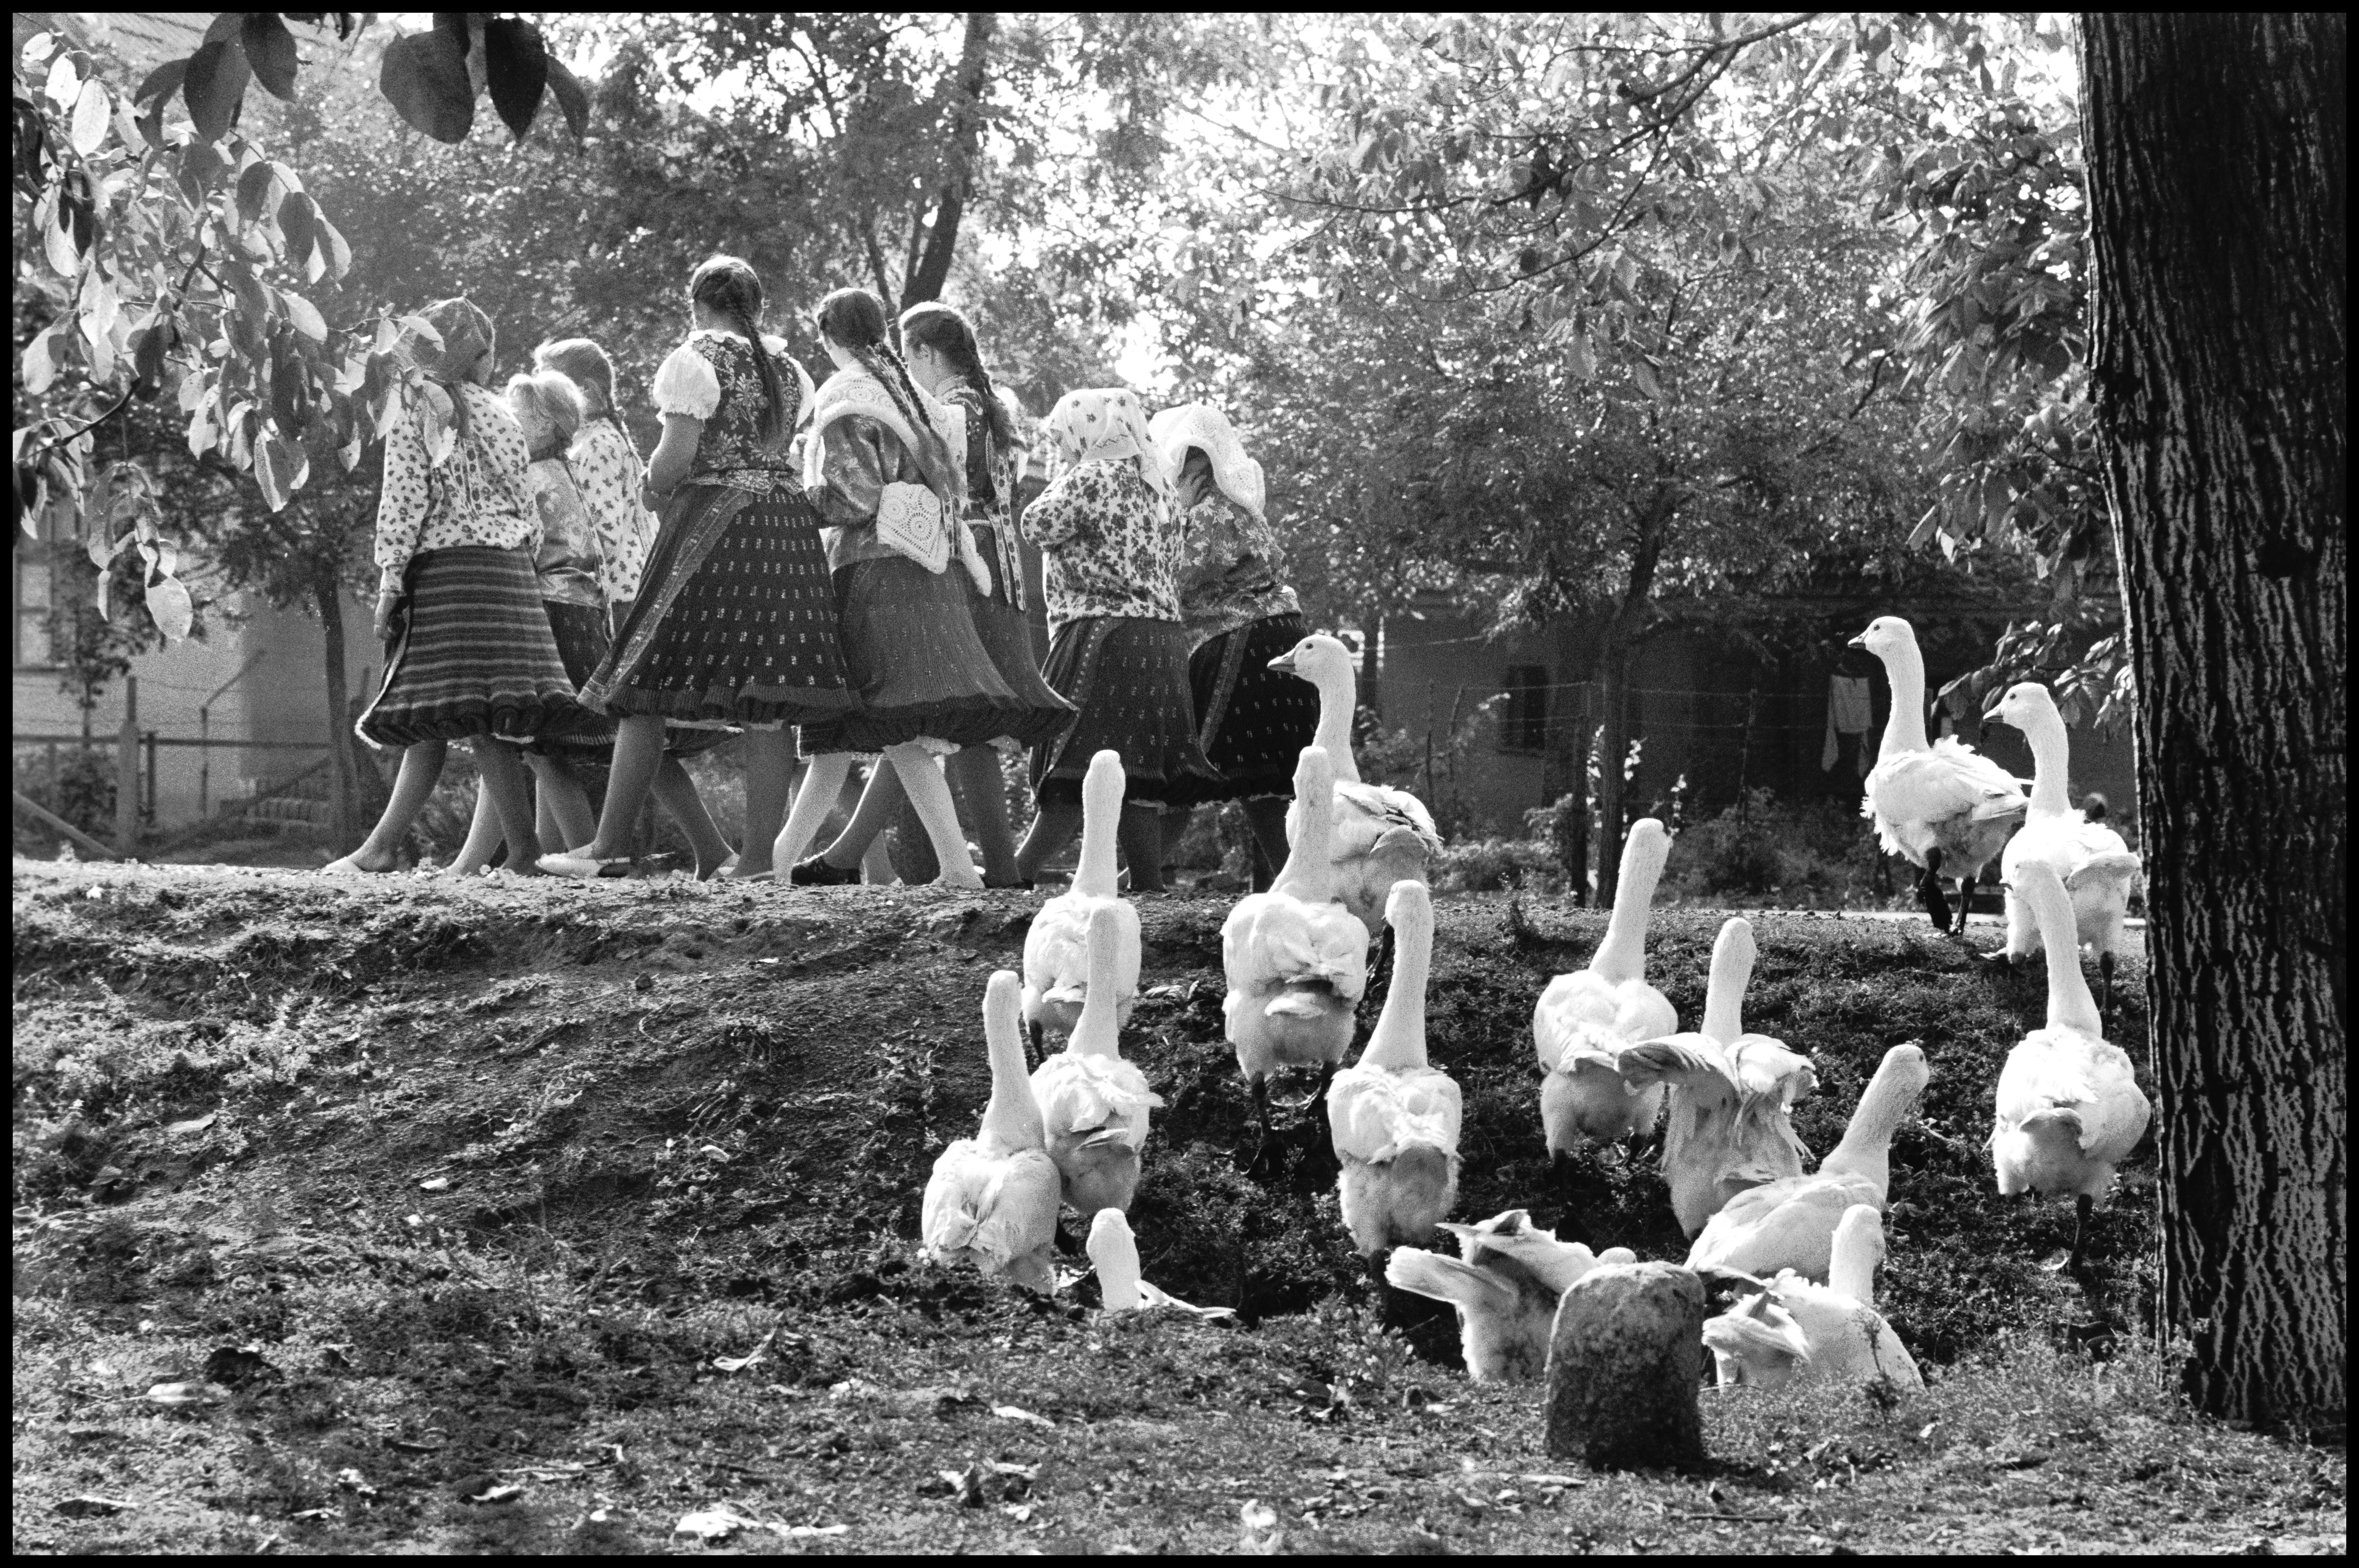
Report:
14,550,56,671
1500,665,1549,752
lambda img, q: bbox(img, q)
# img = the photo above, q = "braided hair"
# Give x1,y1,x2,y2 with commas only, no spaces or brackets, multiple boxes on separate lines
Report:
814,287,959,501
689,255,789,445
899,302,1012,451
533,337,631,448
410,297,496,448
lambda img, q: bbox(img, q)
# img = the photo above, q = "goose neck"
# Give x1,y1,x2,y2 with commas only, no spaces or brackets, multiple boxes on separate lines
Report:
1828,1215,1880,1303
1593,834,1667,982
1074,790,1121,897
1700,928,1752,1043
1310,669,1359,782
2028,871,2104,1035
1877,642,1931,757
1275,779,1337,899
981,1013,1045,1150
2022,709,2075,816
1360,914,1433,1069
1821,1059,1923,1191
1070,920,1123,1058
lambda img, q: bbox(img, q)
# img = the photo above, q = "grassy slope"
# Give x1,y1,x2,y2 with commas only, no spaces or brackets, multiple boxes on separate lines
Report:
11,861,2344,1554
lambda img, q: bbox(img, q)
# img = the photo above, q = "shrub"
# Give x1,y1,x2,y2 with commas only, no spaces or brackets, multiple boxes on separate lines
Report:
1662,786,1886,907
1431,836,1565,893
14,745,115,839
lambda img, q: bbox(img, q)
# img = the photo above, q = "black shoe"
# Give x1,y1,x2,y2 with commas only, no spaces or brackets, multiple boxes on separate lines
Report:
788,856,860,886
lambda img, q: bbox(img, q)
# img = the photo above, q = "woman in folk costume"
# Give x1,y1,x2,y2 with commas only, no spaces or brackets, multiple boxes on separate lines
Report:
327,297,584,876
1150,401,1317,890
542,256,855,879
1014,387,1215,891
774,287,1040,889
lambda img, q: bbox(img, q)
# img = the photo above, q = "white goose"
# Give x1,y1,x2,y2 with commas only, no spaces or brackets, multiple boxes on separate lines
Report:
1687,1042,1930,1282
1223,745,1371,1150
1086,1209,1236,1321
1852,616,2029,934
1984,682,2143,1027
1022,751,1141,1062
1327,881,1462,1259
1701,1204,1924,1390
1990,859,2152,1273
1031,902,1165,1218
1614,917,1818,1237
1385,1208,1635,1383
1533,819,1680,1164
1271,634,1443,935
920,970,1063,1294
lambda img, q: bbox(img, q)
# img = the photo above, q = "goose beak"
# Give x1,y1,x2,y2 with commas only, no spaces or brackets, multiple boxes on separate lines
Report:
1981,690,2007,721
1846,631,1868,649
1267,651,1299,674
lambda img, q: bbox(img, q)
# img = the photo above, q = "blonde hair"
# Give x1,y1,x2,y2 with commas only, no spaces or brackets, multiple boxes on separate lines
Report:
505,370,586,456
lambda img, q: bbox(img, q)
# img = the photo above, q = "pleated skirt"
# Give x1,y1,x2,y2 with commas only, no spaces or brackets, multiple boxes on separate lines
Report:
1029,615,1215,808
357,546,587,749
967,589,1077,751
1164,610,1321,808
531,600,617,753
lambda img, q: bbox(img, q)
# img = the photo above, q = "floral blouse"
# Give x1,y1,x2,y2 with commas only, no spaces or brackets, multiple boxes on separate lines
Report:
374,381,536,594
942,384,1025,609
569,418,657,605
650,329,807,493
1176,495,1299,638
1021,459,1183,632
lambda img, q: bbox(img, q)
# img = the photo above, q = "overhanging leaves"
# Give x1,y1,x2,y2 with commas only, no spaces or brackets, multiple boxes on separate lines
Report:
379,28,475,143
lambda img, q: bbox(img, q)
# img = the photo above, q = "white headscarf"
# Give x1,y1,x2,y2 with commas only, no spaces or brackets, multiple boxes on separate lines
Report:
1043,387,1167,495
1148,402,1266,523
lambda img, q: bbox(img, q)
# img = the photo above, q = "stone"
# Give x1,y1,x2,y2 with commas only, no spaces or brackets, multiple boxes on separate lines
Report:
1543,1260,1707,1471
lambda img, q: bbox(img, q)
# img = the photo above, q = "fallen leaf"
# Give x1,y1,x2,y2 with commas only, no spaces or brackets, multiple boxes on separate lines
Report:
54,1496,134,1518
991,1404,1052,1428
1240,1501,1277,1532
333,1468,378,1499
461,1481,523,1506
418,1177,450,1192
674,1506,764,1539
1003,1503,1033,1522
1519,1473,1587,1488
165,1111,218,1136
384,1437,443,1454
143,1381,226,1407
712,1329,775,1374
786,1524,851,1538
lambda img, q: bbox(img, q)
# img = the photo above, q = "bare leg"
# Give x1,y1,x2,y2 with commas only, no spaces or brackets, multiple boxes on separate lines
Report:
737,728,798,878
649,754,732,878
1015,801,1084,884
450,777,504,874
473,741,545,875
523,752,597,854
1118,802,1166,892
774,753,853,874
816,756,915,871
887,743,981,887
1242,797,1292,891
947,745,1021,886
327,739,448,872
582,715,665,861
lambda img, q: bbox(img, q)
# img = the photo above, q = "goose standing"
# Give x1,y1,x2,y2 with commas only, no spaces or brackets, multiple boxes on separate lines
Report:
1086,1209,1236,1320
1533,819,1680,1171
1983,682,2143,1028
1021,751,1141,1066
921,971,1063,1293
1223,745,1371,1162
1031,902,1165,1218
1851,617,2029,933
1990,859,2152,1273
1327,881,1463,1262
1385,1209,1635,1383
1270,634,1443,938
1701,1204,1924,1390
1687,1042,1930,1281
1614,917,1817,1237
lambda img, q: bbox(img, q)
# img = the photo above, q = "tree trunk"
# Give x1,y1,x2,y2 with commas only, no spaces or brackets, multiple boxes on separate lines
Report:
2079,12,2346,1428
901,11,998,308
1594,638,1628,907
314,575,361,844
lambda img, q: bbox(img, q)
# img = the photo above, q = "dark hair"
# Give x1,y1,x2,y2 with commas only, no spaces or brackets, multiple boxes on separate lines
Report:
689,255,787,445
900,302,1012,451
413,296,496,446
533,337,629,446
815,287,957,496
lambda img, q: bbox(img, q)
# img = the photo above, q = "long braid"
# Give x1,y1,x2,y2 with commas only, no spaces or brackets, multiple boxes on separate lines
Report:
689,256,787,446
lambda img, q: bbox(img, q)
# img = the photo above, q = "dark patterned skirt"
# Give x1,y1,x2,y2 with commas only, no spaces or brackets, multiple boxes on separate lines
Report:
584,485,858,730
1164,611,1320,808
967,586,1077,752
799,556,1060,756
357,546,588,750
1029,615,1215,808
531,600,617,754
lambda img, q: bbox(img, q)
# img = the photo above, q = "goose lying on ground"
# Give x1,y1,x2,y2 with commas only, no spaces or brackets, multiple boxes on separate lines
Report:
1615,917,1817,1237
1022,751,1141,1066
1852,617,2029,934
1031,903,1165,1218
1687,1043,1930,1281
1983,682,2143,1030
1533,819,1680,1168
1989,859,2152,1273
1328,881,1462,1262
921,971,1062,1293
1385,1209,1635,1383
1087,1209,1236,1320
1702,1204,1923,1390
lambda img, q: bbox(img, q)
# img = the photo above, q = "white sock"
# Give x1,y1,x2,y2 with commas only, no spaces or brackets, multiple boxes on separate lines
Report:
887,743,982,887
774,753,852,873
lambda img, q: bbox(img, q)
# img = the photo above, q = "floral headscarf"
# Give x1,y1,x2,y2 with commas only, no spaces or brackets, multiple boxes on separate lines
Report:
1043,387,1168,496
402,297,498,454
1148,402,1266,522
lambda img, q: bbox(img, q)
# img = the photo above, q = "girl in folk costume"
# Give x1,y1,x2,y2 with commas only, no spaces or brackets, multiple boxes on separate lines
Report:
1014,388,1215,890
328,297,584,876
542,256,854,879
1150,402,1316,889
774,287,1040,889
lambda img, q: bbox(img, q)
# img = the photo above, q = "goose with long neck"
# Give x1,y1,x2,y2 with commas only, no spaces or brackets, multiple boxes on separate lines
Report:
1533,819,1681,1175
1271,634,1442,936
1613,917,1817,1237
1222,745,1372,1160
1086,1209,1236,1319
1687,1042,1931,1281
921,971,1064,1293
1989,859,2151,1273
1701,1203,1924,1390
1852,616,2028,935
1327,882,1463,1259
1031,902,1165,1217
1385,1208,1636,1383
1985,681,2142,1029
1022,750,1142,1063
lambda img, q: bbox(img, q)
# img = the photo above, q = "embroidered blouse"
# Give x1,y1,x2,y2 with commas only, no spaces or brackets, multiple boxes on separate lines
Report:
569,418,658,605
649,329,810,494
1176,495,1299,638
1021,460,1184,632
941,384,1025,609
374,381,537,593
524,454,603,609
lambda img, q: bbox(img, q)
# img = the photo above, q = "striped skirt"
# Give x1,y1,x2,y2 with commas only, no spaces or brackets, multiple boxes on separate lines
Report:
1164,611,1321,808
357,546,587,749
1029,615,1216,808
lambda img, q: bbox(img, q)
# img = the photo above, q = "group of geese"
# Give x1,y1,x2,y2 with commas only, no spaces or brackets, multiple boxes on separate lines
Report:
920,619,2153,1397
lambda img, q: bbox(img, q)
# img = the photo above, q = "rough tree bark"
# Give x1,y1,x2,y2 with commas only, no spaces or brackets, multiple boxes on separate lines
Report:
901,11,998,309
2079,11,2346,1427
1591,501,1668,908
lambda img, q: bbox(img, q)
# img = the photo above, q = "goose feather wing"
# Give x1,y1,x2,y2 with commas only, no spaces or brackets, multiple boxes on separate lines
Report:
1864,742,2029,854
1329,1063,1463,1164
1031,1052,1164,1150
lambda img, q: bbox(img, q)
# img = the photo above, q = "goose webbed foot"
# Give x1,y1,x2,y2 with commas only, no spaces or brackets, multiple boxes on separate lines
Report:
1238,1076,1281,1181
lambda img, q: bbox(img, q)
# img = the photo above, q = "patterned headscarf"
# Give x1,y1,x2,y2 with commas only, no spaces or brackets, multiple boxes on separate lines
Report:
1043,387,1168,496
403,297,497,450
1148,402,1266,523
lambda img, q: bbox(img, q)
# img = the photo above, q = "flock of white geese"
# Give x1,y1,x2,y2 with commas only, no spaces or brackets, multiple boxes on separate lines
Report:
921,619,2153,1394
